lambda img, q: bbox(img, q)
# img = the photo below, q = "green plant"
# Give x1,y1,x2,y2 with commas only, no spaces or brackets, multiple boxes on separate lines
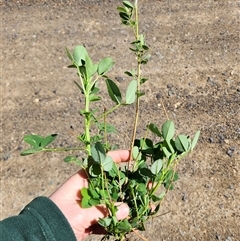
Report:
21,1,200,240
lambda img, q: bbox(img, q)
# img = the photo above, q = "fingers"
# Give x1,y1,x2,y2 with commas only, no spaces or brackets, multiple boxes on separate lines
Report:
107,149,131,163
84,203,130,235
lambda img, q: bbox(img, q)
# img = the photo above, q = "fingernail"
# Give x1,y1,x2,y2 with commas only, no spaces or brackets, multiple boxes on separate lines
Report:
116,203,129,220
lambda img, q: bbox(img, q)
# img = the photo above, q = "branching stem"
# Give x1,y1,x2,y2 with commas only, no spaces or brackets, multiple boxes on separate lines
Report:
129,0,141,168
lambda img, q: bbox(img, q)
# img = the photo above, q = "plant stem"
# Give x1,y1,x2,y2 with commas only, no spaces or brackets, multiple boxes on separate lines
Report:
42,147,85,152
130,184,140,219
97,103,121,120
84,86,91,155
129,0,141,167
104,107,107,144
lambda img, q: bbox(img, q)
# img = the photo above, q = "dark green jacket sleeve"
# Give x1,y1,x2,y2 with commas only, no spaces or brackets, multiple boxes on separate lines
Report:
0,196,77,241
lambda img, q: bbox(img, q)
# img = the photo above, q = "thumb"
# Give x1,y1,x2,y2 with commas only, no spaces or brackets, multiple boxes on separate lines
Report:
115,203,129,220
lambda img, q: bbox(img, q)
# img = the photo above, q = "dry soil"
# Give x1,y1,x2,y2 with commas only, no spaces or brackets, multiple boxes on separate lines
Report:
1,0,240,240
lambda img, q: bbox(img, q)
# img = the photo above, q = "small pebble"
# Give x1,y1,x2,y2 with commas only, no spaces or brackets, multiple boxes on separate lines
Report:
207,76,215,84
216,234,221,240
226,147,236,157
182,193,187,201
115,76,124,83
156,93,162,100
34,98,39,103
155,51,164,59
218,134,225,142
209,137,214,143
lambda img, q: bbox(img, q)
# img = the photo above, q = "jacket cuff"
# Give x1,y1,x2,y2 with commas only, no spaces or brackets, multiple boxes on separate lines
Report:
21,196,77,241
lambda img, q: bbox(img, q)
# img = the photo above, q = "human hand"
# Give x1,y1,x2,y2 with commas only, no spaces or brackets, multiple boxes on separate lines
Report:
49,150,130,241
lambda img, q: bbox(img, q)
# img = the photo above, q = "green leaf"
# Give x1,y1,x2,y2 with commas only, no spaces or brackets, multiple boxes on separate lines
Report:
100,189,108,199
90,134,103,143
148,123,162,137
173,172,179,181
81,197,91,208
139,168,154,178
139,34,144,45
124,70,133,76
150,159,163,175
111,187,119,201
137,91,145,97
87,57,98,77
88,163,101,177
164,181,174,190
89,94,101,102
90,85,99,94
73,45,88,66
123,0,134,9
164,170,178,183
23,134,43,147
20,147,43,156
162,145,171,158
96,123,117,134
152,191,165,202
81,187,92,208
142,45,149,50
116,219,132,232
191,130,200,151
40,134,58,147
102,156,114,172
132,146,139,160
79,65,87,79
162,120,175,142
63,156,81,165
117,6,127,13
91,142,106,164
175,135,190,152
136,183,147,194
119,12,130,21
65,47,73,62
125,79,137,104
81,187,90,198
98,57,114,75
98,217,112,227
89,198,100,206
140,138,153,154
141,54,151,64
105,78,122,104
74,81,84,94
88,188,100,199
140,77,148,84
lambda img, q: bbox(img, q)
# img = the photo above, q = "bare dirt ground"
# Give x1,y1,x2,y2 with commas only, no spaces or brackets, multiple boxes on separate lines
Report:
1,0,240,240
